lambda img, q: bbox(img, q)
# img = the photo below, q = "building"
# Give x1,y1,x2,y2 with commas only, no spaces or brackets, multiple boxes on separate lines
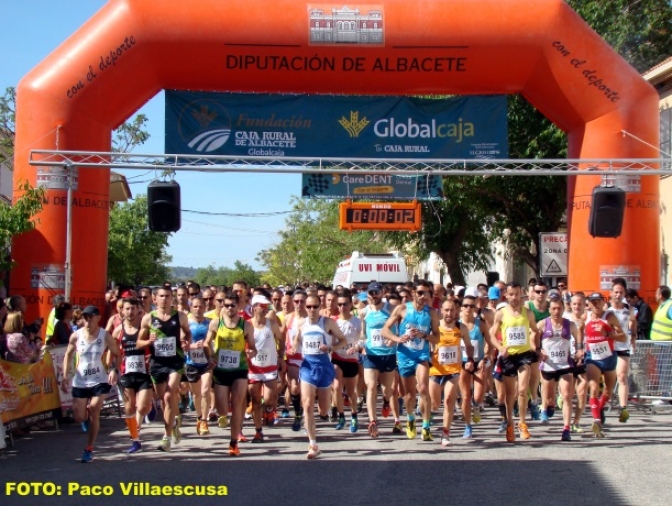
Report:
309,6,384,45
643,56,672,285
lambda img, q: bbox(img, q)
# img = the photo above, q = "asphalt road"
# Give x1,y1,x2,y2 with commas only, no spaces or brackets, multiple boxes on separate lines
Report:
2,403,671,506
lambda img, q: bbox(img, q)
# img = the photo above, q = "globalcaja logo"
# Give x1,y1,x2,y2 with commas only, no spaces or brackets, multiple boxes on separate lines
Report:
177,100,232,153
339,111,370,138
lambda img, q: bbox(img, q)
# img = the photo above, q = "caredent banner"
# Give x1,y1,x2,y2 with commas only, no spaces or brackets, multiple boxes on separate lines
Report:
165,91,508,160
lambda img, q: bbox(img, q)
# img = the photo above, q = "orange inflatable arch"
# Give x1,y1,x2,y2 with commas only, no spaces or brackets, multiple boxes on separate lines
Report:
14,0,659,319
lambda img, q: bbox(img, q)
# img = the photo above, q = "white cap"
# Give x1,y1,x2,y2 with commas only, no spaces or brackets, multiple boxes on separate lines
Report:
464,287,479,298
251,294,271,306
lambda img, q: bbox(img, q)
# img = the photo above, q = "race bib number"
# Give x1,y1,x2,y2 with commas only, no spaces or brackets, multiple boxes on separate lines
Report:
155,336,176,357
549,348,568,365
460,339,481,362
404,338,425,351
82,366,101,377
303,334,324,355
254,351,271,367
190,348,207,365
589,341,612,361
217,349,240,369
125,356,147,374
438,346,459,365
506,326,527,347
369,330,385,348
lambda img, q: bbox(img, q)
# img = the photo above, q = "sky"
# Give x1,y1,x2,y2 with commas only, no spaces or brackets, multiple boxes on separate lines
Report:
0,0,298,270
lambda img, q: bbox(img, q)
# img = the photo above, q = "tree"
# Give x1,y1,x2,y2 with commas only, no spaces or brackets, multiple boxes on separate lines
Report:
107,194,172,286
193,261,261,288
0,87,15,169
0,180,45,273
257,197,389,286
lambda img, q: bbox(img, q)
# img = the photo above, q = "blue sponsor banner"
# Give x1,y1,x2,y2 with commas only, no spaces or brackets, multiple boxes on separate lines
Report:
165,91,507,160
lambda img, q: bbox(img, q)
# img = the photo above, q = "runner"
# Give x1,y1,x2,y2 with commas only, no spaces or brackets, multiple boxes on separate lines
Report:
331,292,362,432
431,299,474,447
584,292,627,438
361,283,399,437
62,305,121,462
248,294,284,442
608,278,637,423
285,290,310,432
277,292,294,419
382,280,440,442
112,297,153,453
525,281,550,420
204,292,257,455
567,292,588,432
185,295,213,435
458,294,489,439
136,287,193,452
176,285,191,314
488,282,539,442
537,296,581,441
293,294,347,459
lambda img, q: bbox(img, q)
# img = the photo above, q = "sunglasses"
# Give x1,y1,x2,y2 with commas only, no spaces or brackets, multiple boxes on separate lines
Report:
216,299,225,303
189,292,200,296
337,303,350,307
223,303,237,308
462,304,475,308
558,284,567,289
534,290,547,294
306,305,320,309
416,290,429,296
294,299,306,304
368,290,380,296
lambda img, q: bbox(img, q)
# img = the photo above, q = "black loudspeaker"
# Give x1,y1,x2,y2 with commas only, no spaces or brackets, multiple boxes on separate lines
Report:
148,180,181,232
589,186,625,238
486,271,500,287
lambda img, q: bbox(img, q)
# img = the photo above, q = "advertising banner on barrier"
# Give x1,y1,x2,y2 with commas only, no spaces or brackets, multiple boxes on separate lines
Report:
165,91,508,160
0,354,62,430
47,345,73,411
302,173,443,200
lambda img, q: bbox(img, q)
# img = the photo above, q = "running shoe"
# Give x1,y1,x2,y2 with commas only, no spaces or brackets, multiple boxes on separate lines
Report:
472,411,481,424
441,436,452,447
81,420,89,433
382,402,391,419
422,427,433,441
208,410,218,422
158,436,171,452
462,425,473,439
306,444,321,460
547,406,555,418
146,403,158,424
570,424,584,433
263,410,275,427
218,415,228,429
505,423,515,443
497,420,508,433
540,411,550,425
252,431,264,443
591,420,605,438
392,421,403,434
561,429,571,442
619,407,630,423
292,416,302,432
530,404,540,421
518,422,531,440
357,397,364,412
406,419,417,440
127,441,142,454
281,408,290,419
81,449,94,463
484,393,496,407
228,443,240,456
335,415,346,430
199,421,210,436
368,420,379,438
329,406,338,422
173,416,182,444
350,417,358,433
319,415,330,422
237,432,247,443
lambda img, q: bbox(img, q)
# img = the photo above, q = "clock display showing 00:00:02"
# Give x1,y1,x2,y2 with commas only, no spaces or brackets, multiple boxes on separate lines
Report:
345,208,417,224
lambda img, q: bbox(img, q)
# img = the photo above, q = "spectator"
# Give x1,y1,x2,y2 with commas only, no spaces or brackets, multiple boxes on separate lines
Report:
72,306,85,332
45,294,66,342
4,312,39,364
47,302,73,347
7,295,43,340
626,288,653,341
0,300,8,359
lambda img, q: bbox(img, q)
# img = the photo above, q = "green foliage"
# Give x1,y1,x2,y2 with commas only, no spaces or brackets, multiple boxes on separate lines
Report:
107,194,172,286
0,87,16,168
0,180,45,272
112,114,150,153
257,197,389,286
194,261,261,288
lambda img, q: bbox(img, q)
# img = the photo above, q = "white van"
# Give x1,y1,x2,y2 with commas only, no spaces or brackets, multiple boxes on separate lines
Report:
332,251,409,289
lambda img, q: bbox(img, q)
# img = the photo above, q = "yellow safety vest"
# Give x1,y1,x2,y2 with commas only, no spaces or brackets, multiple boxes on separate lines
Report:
651,300,672,341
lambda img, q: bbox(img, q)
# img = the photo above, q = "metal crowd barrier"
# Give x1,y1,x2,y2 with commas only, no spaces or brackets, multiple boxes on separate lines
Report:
628,340,672,412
